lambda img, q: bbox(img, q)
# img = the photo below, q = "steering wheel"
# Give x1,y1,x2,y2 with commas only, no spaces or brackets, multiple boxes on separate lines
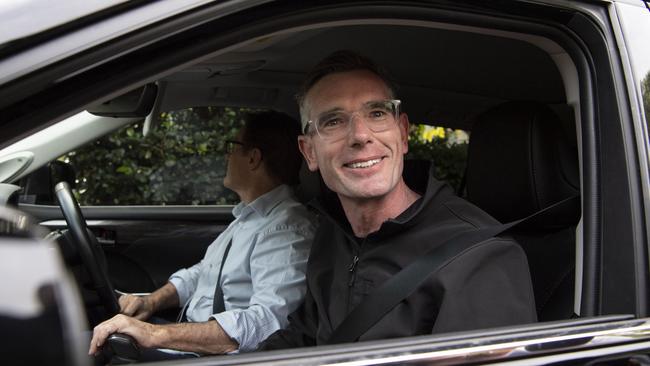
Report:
54,181,120,316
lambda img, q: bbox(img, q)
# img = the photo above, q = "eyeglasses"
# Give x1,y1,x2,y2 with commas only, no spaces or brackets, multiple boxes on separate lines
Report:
224,140,245,154
306,99,401,141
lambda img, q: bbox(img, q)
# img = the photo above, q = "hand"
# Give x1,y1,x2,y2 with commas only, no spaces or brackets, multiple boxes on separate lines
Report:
119,294,155,320
88,314,156,356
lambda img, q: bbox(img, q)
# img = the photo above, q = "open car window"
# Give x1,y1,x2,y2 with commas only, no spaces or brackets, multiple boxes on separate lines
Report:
52,107,246,206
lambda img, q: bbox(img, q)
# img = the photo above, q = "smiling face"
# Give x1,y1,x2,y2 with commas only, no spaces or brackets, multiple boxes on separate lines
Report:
299,70,410,202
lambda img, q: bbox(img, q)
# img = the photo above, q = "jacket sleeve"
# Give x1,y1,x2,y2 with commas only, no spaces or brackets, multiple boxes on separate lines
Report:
431,238,538,333
257,282,319,350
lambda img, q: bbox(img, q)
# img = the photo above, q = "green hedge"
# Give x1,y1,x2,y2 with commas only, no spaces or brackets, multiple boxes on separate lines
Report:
63,108,468,205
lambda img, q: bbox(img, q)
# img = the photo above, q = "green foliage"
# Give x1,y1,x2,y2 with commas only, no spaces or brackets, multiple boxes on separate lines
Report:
63,107,250,205
407,124,469,192
63,109,470,206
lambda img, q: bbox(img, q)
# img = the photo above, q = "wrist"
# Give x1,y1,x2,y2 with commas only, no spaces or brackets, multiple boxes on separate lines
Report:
141,323,167,349
143,294,157,314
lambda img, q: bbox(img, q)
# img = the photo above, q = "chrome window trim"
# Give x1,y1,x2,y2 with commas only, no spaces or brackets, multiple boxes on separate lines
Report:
194,317,650,365
322,320,650,365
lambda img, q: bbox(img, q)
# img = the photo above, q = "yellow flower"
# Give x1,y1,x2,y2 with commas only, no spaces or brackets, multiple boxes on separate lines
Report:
432,127,446,139
419,126,446,142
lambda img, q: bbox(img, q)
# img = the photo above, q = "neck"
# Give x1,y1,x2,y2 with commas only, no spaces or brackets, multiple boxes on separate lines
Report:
237,177,282,204
339,179,420,238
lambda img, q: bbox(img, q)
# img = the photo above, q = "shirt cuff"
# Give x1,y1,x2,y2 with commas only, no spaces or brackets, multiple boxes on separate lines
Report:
211,312,245,351
168,275,190,305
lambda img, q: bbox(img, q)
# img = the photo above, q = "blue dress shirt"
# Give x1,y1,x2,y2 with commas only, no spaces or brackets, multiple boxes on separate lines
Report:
169,185,316,351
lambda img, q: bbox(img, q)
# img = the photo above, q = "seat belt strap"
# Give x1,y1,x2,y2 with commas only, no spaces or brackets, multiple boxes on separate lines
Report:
212,239,233,314
326,195,578,344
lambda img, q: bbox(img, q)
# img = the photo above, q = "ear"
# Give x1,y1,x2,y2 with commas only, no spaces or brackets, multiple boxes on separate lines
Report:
298,135,319,172
399,113,410,154
249,147,263,170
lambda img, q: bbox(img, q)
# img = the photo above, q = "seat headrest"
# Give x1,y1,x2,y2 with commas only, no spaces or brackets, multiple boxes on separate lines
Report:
466,101,579,228
403,158,434,194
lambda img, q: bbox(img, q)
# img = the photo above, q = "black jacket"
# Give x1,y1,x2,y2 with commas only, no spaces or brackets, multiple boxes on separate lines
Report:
260,174,537,349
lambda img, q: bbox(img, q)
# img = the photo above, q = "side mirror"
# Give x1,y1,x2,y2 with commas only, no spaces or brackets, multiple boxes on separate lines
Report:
87,84,158,118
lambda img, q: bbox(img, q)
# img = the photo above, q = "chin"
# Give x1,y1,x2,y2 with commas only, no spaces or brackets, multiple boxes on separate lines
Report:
343,181,394,200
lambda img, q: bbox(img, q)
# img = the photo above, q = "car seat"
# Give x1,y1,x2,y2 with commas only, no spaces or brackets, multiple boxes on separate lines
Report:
465,101,581,321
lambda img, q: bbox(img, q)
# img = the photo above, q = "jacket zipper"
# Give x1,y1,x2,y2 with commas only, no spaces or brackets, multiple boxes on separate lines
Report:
348,254,360,286
348,235,367,287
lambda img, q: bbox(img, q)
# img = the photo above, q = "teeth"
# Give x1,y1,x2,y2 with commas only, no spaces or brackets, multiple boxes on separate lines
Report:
347,158,382,169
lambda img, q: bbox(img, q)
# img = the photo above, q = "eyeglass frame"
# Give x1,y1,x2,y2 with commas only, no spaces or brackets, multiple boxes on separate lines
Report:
304,99,402,141
223,140,246,154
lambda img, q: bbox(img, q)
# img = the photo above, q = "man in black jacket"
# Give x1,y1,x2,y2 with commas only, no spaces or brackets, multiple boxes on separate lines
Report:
260,50,537,348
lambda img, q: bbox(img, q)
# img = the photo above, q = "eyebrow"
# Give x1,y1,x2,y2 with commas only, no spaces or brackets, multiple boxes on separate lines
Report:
315,107,345,118
314,100,388,116
364,100,388,108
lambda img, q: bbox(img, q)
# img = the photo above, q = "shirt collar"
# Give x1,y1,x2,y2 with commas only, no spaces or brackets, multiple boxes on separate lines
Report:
232,184,293,219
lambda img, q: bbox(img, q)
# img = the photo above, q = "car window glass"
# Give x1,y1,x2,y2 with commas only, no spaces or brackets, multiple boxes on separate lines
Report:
58,107,255,206
617,2,650,125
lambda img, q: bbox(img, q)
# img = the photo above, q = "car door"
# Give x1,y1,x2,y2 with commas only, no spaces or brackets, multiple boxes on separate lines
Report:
2,0,650,365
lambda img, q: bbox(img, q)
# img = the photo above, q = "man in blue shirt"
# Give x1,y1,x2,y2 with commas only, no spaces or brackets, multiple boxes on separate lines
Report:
89,111,317,356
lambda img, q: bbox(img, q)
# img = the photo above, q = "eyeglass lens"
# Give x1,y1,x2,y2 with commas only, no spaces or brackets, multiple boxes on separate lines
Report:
314,100,400,140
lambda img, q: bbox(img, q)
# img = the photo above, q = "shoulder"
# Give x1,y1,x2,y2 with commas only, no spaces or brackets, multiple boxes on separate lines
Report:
259,197,317,235
439,236,529,281
438,196,501,229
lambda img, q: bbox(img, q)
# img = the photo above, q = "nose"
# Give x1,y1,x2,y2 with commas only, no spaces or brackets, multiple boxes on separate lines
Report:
346,113,373,145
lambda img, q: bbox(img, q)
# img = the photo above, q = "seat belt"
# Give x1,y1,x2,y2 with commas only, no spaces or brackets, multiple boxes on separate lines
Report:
326,195,579,344
212,239,233,314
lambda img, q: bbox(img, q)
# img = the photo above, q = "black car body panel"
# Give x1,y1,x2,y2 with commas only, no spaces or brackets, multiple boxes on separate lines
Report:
1,0,649,364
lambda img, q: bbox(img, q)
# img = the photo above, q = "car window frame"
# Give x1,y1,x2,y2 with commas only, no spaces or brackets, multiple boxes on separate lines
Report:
2,0,650,363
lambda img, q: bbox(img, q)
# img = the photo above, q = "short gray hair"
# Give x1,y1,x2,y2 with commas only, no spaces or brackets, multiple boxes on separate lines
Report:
296,50,396,132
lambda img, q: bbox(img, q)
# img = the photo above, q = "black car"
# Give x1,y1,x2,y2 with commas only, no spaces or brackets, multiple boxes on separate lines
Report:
1,0,650,365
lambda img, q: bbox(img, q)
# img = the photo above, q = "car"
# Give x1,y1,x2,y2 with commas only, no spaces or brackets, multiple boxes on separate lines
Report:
1,0,650,365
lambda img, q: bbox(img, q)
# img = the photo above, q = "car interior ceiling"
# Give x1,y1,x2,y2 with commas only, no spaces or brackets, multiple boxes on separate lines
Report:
157,24,567,130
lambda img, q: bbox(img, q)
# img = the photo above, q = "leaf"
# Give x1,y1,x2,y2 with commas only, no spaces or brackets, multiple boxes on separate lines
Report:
116,166,133,175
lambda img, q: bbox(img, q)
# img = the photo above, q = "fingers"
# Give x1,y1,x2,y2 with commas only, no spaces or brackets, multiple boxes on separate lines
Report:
88,315,124,355
88,314,155,356
119,294,154,321
133,310,150,321
120,294,142,317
